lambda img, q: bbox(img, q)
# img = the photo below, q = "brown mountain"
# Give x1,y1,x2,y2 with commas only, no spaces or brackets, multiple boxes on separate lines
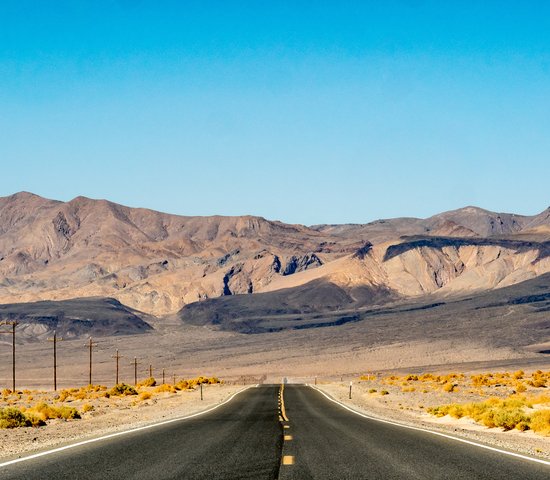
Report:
0,192,549,322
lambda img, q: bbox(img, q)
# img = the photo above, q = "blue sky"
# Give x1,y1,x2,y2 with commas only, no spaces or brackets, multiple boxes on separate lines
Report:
1,1,549,224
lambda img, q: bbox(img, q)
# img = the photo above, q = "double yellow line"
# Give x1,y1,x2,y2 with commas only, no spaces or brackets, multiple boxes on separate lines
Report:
279,383,293,466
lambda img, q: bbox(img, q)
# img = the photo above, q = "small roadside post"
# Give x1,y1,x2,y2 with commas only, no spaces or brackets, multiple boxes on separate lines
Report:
349,381,353,399
200,382,203,401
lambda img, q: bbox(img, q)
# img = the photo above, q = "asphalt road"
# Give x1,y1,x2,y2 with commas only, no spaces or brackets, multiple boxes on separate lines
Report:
0,386,282,480
1,384,548,479
278,385,549,479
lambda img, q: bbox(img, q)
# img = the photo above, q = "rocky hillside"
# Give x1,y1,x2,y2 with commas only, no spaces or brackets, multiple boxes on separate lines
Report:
0,297,152,341
0,192,549,317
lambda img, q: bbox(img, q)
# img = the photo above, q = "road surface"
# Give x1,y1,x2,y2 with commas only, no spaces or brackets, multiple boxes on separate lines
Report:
1,384,548,479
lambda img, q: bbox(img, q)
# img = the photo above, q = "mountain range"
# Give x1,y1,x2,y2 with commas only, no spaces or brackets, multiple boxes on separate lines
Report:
0,192,549,337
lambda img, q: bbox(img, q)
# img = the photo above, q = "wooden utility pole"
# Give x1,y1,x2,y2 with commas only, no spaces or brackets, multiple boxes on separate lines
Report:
47,331,63,391
162,368,165,385
112,349,124,385
0,321,17,391
84,337,98,385
131,357,141,386
172,373,176,385
148,364,153,378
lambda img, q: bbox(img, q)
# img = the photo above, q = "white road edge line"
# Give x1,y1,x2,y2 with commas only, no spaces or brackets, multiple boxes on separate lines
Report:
309,385,550,467
0,385,256,469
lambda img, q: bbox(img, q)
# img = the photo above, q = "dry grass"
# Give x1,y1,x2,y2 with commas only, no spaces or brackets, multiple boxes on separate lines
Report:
0,375,223,429
427,393,550,435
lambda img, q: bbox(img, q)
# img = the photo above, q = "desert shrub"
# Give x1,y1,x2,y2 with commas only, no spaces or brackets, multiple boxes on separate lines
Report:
82,403,94,413
175,380,190,390
513,370,524,380
515,383,527,393
528,371,547,388
57,406,80,420
0,407,29,428
109,383,138,396
530,410,550,436
428,393,550,435
139,392,152,401
137,377,156,388
492,408,528,431
516,421,530,432
369,389,377,393
23,410,46,427
154,384,176,394
443,383,456,393
28,403,80,421
59,390,71,402
380,390,389,395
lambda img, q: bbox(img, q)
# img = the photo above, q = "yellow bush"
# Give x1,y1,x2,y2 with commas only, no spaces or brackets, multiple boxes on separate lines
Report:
0,407,29,428
82,403,94,413
175,380,189,390
28,403,80,421
137,377,156,388
515,382,527,393
154,384,176,394
139,392,152,401
58,390,71,402
109,383,138,396
443,383,456,393
530,410,550,436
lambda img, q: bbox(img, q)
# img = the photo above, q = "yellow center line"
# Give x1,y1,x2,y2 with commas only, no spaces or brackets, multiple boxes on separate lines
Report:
279,384,289,422
284,435,293,441
282,455,294,465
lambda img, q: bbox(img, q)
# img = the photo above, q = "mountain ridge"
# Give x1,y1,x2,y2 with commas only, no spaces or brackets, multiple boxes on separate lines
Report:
0,191,549,317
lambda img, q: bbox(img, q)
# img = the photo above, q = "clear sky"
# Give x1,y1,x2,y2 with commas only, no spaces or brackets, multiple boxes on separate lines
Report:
1,1,549,225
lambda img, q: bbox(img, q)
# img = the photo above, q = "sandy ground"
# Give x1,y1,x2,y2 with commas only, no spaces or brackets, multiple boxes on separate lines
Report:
1,317,548,390
316,377,550,461
0,383,244,461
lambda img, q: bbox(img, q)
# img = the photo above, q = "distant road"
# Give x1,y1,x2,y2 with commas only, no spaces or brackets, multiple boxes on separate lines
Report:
1,385,548,479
